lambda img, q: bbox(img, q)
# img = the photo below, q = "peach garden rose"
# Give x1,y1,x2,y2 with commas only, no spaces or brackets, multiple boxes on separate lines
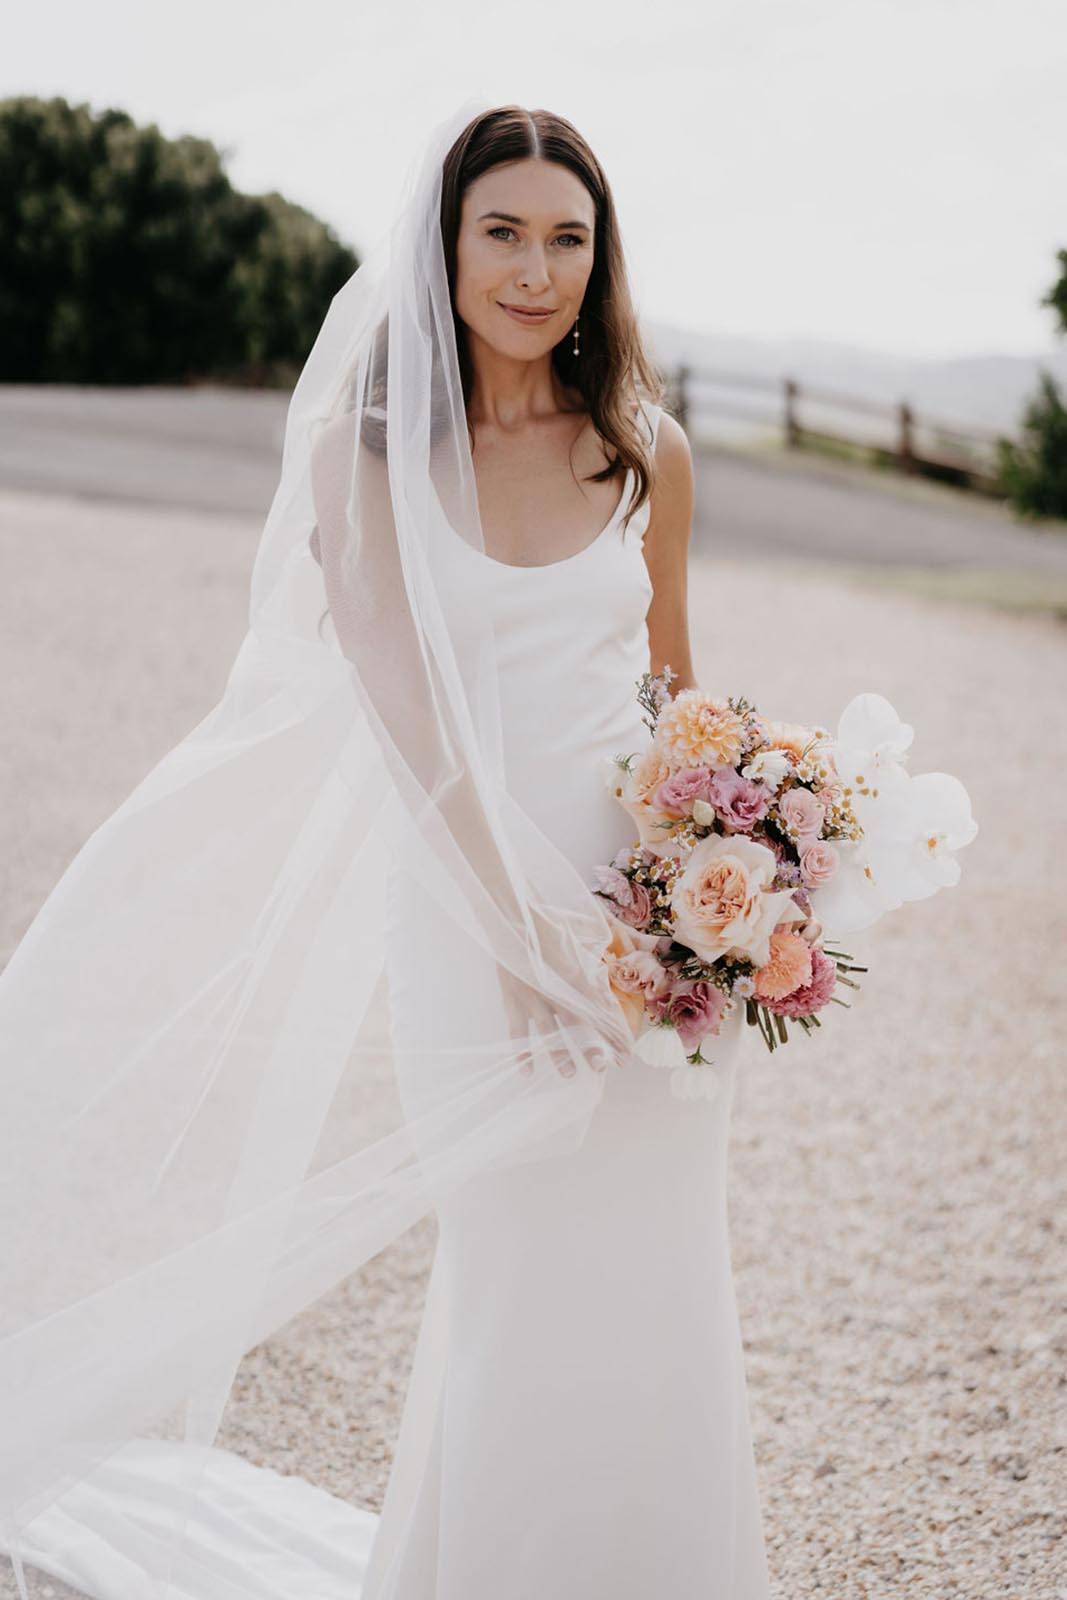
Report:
669,834,801,969
614,746,678,855
601,911,666,1038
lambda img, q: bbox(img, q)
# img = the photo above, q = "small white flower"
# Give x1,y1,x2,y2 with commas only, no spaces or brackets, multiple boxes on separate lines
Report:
741,748,792,791
601,754,631,797
733,974,756,998
634,1023,688,1070
669,1062,725,1103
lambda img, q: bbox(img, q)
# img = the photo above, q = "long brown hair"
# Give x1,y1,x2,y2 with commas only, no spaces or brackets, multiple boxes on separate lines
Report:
440,105,669,532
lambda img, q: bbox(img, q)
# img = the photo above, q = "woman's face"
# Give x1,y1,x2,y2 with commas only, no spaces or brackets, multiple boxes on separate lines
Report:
454,157,596,360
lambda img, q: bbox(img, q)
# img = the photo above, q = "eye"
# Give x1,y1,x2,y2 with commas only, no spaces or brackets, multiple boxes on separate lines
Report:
485,226,586,248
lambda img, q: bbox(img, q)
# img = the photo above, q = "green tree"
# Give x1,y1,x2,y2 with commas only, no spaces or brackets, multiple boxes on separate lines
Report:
232,192,358,385
998,372,1067,519
998,250,1067,520
0,96,358,384
1041,247,1067,334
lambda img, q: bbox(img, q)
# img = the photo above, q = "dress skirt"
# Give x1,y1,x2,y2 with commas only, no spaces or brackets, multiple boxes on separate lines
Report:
367,854,772,1600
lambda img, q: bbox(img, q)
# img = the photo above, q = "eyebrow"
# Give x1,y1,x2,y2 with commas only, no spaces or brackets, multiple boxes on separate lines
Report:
477,210,591,230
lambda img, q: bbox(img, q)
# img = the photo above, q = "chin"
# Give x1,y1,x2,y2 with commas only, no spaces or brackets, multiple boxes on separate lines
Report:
485,328,548,359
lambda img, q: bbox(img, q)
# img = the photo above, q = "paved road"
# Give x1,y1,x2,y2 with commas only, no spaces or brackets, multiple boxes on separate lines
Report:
0,384,288,516
692,443,1067,576
3,384,1066,579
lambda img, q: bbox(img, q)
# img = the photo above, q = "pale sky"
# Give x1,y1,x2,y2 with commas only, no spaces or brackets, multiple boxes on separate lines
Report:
8,0,1067,360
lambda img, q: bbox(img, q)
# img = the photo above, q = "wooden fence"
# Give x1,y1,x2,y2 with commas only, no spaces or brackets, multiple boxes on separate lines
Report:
666,363,1010,497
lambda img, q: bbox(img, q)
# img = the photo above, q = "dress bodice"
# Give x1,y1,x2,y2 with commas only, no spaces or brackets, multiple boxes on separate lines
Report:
433,399,664,878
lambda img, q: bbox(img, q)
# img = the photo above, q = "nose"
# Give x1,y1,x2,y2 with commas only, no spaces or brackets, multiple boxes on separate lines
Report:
517,241,551,292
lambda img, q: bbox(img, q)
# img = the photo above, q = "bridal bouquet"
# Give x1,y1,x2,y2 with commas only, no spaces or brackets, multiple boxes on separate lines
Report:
594,668,977,1100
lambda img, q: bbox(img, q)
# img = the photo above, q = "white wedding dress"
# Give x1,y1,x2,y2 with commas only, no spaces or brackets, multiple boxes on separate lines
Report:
3,400,771,1600
369,398,772,1598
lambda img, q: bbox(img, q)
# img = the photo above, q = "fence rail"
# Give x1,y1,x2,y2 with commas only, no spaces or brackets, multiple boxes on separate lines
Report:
666,363,1010,497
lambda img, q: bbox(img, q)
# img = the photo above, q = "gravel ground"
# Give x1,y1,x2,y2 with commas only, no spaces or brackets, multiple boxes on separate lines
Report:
1,484,1064,1599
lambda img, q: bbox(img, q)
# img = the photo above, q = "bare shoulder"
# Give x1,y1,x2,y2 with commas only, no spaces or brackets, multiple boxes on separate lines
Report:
648,409,694,545
652,409,692,473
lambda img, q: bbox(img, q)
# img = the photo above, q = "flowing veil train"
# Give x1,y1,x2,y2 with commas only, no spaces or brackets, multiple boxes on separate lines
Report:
0,95,651,1597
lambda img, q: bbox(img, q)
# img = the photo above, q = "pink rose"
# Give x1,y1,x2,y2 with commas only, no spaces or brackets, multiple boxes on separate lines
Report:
706,767,773,833
593,864,632,900
653,766,714,819
615,880,653,929
664,979,729,1051
799,839,838,888
777,785,825,845
592,867,654,930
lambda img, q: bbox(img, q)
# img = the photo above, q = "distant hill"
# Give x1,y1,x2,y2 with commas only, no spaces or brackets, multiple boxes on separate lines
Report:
644,322,1067,439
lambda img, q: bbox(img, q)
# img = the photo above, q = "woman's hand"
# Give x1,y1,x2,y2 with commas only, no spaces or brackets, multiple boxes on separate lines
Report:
497,969,615,1081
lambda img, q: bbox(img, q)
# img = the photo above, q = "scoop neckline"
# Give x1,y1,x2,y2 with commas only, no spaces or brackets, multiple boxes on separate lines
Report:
467,464,633,573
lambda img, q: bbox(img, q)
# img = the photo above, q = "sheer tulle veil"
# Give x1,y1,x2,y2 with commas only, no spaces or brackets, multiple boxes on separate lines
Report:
0,95,641,1594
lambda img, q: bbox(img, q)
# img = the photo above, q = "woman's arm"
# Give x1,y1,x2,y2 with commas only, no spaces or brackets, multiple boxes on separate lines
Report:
641,428,825,947
643,412,698,693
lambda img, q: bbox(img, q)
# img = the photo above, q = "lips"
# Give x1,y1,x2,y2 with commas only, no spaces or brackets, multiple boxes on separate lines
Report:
499,303,555,324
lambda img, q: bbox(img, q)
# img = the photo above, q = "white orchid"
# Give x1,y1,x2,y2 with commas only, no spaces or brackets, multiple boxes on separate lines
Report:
810,693,977,936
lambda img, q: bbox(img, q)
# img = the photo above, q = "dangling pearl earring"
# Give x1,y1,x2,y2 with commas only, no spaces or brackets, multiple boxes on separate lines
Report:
572,314,580,357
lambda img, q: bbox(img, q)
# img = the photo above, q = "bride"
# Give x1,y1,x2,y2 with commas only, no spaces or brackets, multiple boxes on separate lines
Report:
0,99,772,1598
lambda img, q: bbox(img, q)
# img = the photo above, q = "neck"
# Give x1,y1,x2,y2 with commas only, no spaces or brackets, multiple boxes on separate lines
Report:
465,334,576,432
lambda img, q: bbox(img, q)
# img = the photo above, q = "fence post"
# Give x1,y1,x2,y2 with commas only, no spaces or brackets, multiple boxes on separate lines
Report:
674,364,690,433
897,402,916,473
784,378,800,449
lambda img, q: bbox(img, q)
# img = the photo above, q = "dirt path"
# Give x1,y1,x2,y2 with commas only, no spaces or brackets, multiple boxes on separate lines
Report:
1,481,1062,1599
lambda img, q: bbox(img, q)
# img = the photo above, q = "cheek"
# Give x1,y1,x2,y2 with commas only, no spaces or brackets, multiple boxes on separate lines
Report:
456,237,504,303
559,253,594,295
